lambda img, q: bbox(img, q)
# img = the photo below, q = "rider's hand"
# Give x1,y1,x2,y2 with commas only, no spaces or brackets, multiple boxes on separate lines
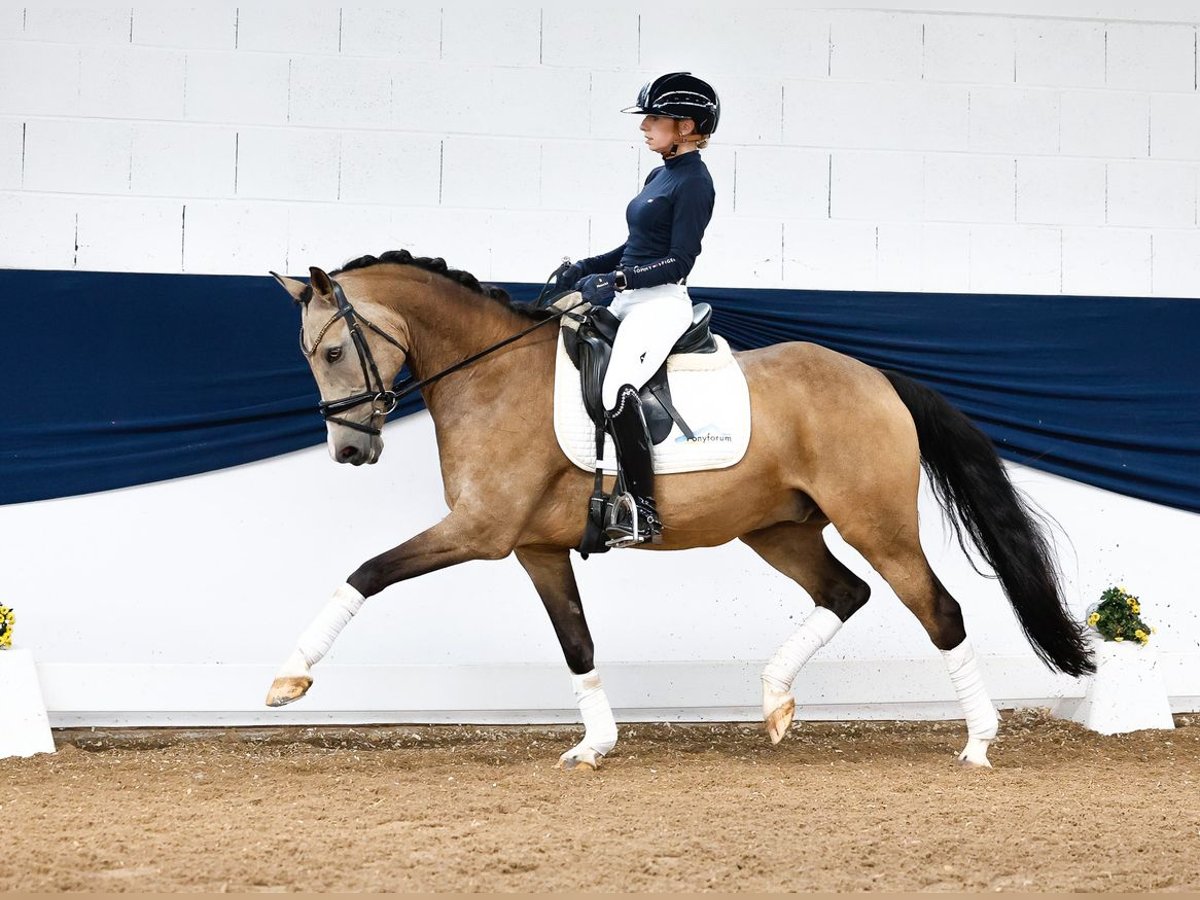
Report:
576,272,617,305
557,262,586,291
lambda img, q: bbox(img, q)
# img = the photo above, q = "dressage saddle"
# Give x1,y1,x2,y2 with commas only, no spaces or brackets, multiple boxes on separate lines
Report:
561,302,718,443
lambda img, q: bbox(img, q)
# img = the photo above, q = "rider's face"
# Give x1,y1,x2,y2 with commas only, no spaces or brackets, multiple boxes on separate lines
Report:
640,115,695,155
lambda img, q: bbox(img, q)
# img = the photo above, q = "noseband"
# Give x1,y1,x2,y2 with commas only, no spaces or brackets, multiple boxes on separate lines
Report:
301,268,584,438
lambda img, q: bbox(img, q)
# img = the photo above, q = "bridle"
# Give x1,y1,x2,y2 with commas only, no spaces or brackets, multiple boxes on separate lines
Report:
301,267,584,437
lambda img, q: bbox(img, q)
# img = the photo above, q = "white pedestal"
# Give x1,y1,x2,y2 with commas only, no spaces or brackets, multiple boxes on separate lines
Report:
0,649,56,758
1054,637,1175,736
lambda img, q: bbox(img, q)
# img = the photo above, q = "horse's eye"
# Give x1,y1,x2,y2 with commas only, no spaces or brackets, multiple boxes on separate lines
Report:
325,346,343,363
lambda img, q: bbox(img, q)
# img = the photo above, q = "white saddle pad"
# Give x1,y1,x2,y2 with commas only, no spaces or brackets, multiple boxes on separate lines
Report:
553,329,751,474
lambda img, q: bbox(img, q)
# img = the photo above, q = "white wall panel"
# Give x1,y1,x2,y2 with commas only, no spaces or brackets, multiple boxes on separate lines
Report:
1151,93,1200,160
786,81,968,152
783,219,879,290
183,50,290,125
1105,22,1196,93
286,202,396,272
1061,227,1152,296
0,191,77,268
639,9,829,80
733,146,827,220
339,6,441,61
0,120,21,190
235,3,340,55
829,10,923,82
79,45,186,120
691,217,783,288
235,127,341,202
831,150,924,221
288,55,393,129
131,7,237,51
181,200,289,275
441,7,540,67
968,224,1061,293
968,86,1058,154
392,62,499,136
339,131,442,207
1060,91,1150,159
1106,160,1196,227
21,6,130,46
488,208,590,282
130,123,237,198
74,196,182,273
541,139,640,213
1151,229,1200,296
923,15,1014,85
0,41,80,117
490,66,592,138
708,75,784,147
389,206,493,276
924,153,1014,223
875,221,923,291
1015,158,1106,226
1014,19,1105,88
22,119,131,195
440,135,540,210
0,7,23,38
916,222,972,293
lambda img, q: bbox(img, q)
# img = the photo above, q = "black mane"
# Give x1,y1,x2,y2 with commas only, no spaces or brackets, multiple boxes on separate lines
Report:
332,250,550,320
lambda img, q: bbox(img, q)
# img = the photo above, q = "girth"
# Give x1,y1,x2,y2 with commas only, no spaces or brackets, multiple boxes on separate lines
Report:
562,302,718,443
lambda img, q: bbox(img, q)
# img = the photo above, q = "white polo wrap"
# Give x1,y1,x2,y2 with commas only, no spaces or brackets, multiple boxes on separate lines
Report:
762,606,844,693
295,582,366,668
571,669,618,757
941,637,999,740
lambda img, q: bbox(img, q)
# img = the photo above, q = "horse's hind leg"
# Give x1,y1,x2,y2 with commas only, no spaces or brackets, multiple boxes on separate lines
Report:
515,545,616,771
741,522,871,744
840,515,999,767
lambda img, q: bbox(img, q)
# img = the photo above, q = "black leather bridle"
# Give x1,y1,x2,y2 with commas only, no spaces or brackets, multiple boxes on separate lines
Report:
300,267,583,437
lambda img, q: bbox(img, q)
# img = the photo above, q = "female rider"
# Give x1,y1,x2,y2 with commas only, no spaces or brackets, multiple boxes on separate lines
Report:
563,71,719,548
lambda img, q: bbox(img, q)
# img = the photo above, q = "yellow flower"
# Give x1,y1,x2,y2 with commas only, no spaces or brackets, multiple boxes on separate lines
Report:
1087,612,1100,626
1114,636,1124,642
1135,630,1148,643
1131,602,1140,614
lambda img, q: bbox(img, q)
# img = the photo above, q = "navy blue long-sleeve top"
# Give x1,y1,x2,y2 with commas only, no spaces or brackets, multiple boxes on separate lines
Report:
581,151,715,290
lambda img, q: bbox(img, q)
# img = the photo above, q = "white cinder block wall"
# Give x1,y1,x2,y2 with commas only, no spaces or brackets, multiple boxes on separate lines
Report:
2,3,1199,295
2,4,1198,725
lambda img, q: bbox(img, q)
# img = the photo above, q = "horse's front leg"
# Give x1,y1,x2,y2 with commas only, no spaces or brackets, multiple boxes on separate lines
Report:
265,513,500,707
515,545,617,771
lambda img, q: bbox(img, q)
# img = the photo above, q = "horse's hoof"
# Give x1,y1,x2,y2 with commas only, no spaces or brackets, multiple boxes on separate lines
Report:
956,737,993,768
763,686,795,745
557,746,602,771
265,675,313,707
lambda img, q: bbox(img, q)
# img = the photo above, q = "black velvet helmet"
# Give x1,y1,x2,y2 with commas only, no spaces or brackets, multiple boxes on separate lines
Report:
621,72,720,135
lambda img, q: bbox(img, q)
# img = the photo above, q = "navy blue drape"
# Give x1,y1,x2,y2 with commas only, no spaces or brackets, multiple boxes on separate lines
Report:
1,269,1197,512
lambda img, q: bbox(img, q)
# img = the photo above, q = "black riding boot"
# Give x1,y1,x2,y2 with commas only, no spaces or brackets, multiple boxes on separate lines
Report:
605,384,662,548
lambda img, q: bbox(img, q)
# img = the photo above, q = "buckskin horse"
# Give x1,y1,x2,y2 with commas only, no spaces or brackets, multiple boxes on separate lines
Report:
265,250,1093,770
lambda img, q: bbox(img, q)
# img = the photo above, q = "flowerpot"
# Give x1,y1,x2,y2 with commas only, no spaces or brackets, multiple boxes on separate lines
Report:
0,648,56,758
1054,635,1175,736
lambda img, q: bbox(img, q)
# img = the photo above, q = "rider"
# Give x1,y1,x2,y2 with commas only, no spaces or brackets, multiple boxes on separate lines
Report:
561,72,719,547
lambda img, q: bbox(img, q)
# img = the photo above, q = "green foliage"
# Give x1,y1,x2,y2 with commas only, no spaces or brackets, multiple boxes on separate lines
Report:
1087,586,1152,644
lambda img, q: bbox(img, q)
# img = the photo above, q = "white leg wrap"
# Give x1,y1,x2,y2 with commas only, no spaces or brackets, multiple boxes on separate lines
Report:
942,638,999,741
762,606,844,693
280,583,366,675
571,670,618,757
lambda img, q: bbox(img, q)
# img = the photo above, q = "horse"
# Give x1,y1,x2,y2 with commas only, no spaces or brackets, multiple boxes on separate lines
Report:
265,249,1093,770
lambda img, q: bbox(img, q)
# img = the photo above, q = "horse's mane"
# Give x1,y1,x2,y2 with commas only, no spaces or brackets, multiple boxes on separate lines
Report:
332,249,551,320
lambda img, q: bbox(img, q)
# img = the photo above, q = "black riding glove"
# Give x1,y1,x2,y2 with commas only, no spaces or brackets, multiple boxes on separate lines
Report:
576,273,618,306
557,262,586,291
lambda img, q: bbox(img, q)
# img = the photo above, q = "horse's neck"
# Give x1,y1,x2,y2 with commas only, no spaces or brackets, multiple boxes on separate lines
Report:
387,274,550,420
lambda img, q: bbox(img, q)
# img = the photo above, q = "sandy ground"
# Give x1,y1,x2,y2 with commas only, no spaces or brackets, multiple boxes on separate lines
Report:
1,710,1197,893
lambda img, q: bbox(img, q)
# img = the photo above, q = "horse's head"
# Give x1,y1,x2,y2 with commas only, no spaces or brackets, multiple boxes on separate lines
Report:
271,266,410,466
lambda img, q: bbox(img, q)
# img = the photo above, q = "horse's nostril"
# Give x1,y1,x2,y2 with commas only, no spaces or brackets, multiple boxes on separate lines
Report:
339,445,360,462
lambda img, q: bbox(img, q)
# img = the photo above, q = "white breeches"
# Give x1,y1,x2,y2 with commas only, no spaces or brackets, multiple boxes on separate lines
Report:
601,283,694,410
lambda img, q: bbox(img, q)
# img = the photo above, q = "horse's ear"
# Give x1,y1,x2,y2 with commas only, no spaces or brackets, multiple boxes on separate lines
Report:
270,271,311,305
308,266,336,305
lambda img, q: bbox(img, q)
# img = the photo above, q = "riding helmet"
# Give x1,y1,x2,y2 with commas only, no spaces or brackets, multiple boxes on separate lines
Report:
621,72,720,135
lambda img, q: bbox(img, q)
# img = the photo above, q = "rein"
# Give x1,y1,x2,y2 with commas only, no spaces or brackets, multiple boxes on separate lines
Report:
302,264,583,436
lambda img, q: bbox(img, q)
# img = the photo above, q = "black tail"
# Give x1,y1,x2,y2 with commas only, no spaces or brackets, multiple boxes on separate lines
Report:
882,370,1094,677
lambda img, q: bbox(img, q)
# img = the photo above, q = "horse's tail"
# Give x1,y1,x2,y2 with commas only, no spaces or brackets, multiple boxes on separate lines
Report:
881,369,1094,677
